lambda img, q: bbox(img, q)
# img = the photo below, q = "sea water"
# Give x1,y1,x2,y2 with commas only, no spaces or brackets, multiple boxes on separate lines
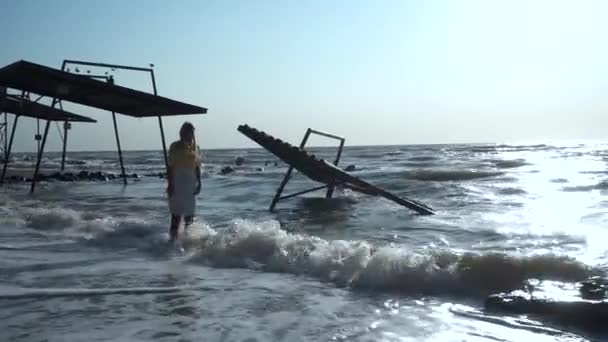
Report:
1,142,607,341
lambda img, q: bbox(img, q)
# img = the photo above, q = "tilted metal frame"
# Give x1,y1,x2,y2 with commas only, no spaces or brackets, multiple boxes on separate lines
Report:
269,128,345,212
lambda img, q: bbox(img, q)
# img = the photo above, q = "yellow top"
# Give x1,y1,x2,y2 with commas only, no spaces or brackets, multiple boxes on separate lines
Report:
168,140,201,170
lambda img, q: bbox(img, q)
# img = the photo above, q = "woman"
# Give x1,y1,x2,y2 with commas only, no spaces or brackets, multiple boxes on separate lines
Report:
167,122,202,241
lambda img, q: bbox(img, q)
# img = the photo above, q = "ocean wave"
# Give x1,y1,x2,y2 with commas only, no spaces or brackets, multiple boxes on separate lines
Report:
182,220,592,297
407,156,439,162
1,198,595,298
561,180,608,192
495,187,527,196
488,159,529,169
0,286,190,300
404,169,505,182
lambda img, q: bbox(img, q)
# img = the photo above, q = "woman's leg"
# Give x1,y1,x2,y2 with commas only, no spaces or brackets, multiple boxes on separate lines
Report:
184,215,194,231
170,214,181,241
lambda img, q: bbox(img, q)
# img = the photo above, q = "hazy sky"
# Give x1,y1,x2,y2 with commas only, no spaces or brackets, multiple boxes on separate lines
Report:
2,0,608,152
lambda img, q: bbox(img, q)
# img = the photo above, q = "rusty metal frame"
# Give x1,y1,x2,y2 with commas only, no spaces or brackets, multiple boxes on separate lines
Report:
269,128,345,212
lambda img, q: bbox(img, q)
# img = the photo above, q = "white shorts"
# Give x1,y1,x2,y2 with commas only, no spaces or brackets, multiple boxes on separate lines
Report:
169,168,197,216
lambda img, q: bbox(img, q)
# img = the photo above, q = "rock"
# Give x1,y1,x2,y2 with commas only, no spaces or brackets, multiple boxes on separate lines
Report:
235,157,245,166
345,164,357,172
220,166,235,175
485,278,608,334
60,173,75,182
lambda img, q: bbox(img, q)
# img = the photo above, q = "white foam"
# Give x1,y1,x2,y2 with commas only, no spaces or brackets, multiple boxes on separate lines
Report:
185,219,593,296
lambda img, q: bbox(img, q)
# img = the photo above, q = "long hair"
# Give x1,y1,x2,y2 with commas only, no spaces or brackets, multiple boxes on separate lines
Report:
179,122,196,150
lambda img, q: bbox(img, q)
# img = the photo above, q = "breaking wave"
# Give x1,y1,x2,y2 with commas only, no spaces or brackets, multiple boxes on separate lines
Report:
182,220,591,297
404,169,505,182
0,196,595,299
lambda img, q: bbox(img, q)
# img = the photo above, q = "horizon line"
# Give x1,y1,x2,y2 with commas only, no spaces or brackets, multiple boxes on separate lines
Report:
7,138,607,154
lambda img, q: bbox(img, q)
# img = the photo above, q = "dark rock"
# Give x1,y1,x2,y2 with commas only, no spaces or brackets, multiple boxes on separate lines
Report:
485,278,608,334
220,166,235,175
235,157,245,166
345,164,357,172
60,174,75,182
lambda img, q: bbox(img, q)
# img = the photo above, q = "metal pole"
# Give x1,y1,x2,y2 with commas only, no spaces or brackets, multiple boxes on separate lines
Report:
30,120,50,193
61,120,68,172
150,70,169,172
1,115,19,185
3,113,7,160
326,139,345,199
59,62,68,173
36,118,40,155
111,111,127,185
269,129,312,211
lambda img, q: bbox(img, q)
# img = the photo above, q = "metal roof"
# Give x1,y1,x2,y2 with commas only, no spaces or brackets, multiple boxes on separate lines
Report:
0,60,207,117
1,95,96,122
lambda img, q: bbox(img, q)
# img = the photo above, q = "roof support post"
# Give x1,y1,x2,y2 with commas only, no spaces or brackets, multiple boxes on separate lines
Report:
158,116,168,171
60,120,69,172
2,113,7,160
30,119,50,193
111,111,127,185
149,69,169,172
1,114,19,185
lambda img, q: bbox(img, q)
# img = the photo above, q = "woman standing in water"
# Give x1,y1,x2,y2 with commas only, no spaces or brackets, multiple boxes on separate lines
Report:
167,122,201,241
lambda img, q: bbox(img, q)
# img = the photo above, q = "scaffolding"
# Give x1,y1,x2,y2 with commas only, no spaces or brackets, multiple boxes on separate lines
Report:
0,59,207,193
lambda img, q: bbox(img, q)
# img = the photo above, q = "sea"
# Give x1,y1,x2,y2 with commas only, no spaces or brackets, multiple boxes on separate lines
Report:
1,141,608,341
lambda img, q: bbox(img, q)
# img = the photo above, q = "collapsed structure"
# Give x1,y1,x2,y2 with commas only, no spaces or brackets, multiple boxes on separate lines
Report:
237,124,435,215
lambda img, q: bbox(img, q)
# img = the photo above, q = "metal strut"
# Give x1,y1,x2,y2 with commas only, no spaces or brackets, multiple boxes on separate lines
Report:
30,120,50,193
0,115,19,185
269,128,346,212
111,111,127,185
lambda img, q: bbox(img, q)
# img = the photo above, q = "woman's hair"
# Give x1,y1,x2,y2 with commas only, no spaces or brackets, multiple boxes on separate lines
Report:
179,122,196,149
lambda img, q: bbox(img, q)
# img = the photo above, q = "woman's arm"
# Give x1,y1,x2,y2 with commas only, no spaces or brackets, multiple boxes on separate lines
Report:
194,165,201,194
194,146,202,195
167,165,174,196
167,143,176,197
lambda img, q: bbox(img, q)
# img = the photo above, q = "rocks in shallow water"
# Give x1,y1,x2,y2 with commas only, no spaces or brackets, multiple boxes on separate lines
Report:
220,166,235,175
3,170,146,183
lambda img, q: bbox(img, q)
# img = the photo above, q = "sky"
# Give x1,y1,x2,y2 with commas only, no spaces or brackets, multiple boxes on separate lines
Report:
2,0,608,152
